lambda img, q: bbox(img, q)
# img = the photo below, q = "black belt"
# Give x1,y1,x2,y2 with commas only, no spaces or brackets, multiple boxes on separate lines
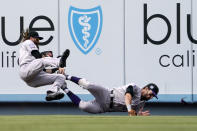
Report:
110,90,114,108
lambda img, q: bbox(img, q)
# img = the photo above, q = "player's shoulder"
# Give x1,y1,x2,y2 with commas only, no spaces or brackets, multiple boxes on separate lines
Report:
24,40,37,48
25,40,34,45
126,83,137,87
126,83,141,90
118,83,136,90
115,83,139,91
21,40,32,46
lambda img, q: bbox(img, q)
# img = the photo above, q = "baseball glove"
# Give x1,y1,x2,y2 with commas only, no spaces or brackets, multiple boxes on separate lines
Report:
41,51,53,57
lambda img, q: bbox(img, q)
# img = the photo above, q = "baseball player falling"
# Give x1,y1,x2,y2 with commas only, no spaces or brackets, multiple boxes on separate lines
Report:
62,75,159,116
19,29,69,101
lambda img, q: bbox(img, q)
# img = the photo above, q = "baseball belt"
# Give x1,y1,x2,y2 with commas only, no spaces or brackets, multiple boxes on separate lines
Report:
110,90,114,108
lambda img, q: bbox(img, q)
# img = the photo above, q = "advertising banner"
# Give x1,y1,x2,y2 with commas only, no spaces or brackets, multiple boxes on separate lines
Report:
0,0,196,102
59,0,124,94
125,0,193,102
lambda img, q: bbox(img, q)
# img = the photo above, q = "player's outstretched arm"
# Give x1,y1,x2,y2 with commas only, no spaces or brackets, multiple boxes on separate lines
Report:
138,110,150,116
137,108,150,116
125,93,137,116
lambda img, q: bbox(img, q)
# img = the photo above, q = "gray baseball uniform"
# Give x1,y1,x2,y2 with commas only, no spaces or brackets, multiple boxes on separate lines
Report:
78,82,145,114
19,40,67,92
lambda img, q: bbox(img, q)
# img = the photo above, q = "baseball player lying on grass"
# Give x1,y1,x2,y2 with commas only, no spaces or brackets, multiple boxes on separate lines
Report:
62,75,159,116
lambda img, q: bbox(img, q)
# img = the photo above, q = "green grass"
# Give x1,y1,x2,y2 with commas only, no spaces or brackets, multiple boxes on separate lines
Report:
0,115,197,131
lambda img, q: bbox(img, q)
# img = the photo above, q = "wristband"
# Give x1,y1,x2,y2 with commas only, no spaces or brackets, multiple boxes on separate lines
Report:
126,104,132,112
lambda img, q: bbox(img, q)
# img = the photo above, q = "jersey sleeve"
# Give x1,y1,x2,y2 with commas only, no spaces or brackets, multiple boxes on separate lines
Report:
31,50,42,59
125,85,134,97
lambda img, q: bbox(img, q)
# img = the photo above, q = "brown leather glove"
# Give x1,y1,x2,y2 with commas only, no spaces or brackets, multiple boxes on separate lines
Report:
41,51,53,57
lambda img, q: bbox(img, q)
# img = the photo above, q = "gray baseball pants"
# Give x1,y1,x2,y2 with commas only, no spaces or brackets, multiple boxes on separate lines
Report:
19,57,67,92
79,83,111,114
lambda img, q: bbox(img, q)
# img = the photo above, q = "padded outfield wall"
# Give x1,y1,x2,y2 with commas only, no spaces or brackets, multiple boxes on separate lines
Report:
0,0,196,102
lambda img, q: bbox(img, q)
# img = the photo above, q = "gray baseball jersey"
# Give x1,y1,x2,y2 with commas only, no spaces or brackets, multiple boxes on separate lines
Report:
19,40,38,66
19,40,67,92
78,82,145,114
112,83,145,112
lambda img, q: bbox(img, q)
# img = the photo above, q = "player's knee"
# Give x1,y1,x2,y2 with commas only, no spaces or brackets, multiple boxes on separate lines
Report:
56,74,66,88
26,82,39,88
79,101,91,113
34,59,45,68
57,74,66,81
61,82,67,90
79,101,99,114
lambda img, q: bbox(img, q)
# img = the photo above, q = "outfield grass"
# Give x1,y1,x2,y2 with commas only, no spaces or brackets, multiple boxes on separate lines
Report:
0,115,196,131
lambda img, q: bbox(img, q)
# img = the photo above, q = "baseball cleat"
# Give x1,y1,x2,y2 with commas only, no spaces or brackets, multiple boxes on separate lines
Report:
59,49,70,68
45,91,65,101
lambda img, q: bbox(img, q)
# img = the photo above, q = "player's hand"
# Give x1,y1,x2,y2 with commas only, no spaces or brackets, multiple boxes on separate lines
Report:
58,67,65,74
138,110,150,116
128,109,137,116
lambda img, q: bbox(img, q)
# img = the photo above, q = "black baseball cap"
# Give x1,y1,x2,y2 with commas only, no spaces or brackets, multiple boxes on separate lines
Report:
146,83,159,99
28,31,43,40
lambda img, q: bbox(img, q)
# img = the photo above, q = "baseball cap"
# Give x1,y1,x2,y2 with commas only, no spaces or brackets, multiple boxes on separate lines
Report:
28,31,43,40
146,83,159,99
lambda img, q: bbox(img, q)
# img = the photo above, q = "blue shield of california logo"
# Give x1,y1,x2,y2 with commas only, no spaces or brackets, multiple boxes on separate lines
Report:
68,6,103,54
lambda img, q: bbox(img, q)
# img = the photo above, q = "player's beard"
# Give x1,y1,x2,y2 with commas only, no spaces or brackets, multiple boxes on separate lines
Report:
141,96,149,101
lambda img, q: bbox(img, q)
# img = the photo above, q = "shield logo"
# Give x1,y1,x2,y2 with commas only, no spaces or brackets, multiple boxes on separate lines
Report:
68,6,103,54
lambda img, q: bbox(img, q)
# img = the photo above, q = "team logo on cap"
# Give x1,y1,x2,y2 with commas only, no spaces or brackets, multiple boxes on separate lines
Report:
68,6,103,54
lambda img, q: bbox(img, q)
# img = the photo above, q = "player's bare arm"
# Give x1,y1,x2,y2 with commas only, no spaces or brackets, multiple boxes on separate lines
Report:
124,85,137,116
138,110,150,116
137,107,150,116
125,93,136,116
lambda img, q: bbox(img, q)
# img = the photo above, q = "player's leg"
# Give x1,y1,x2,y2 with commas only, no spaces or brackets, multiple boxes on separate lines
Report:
27,71,66,101
20,58,60,81
59,49,70,67
20,49,69,81
40,49,69,68
61,86,103,114
66,75,110,105
85,84,110,108
20,59,45,81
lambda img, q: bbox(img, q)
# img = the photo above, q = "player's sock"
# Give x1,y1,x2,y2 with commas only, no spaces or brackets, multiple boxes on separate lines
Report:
61,85,81,106
65,75,72,80
66,75,90,88
66,91,81,106
66,75,81,85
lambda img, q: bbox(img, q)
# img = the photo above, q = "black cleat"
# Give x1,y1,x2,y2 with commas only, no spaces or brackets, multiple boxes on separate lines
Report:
59,49,70,68
45,91,65,101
